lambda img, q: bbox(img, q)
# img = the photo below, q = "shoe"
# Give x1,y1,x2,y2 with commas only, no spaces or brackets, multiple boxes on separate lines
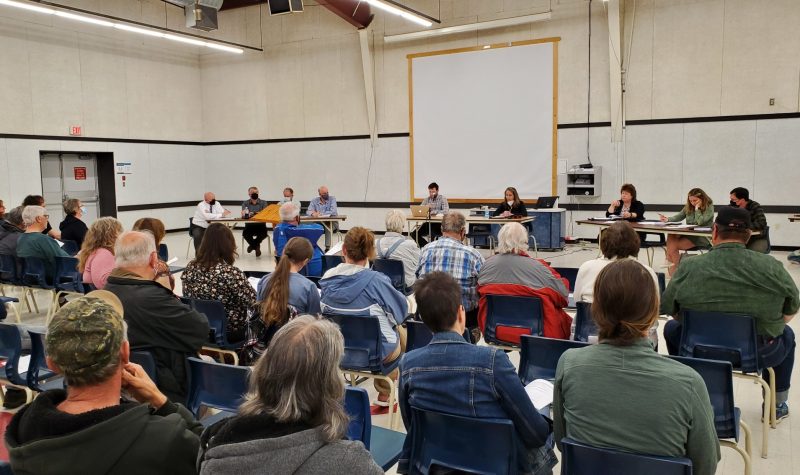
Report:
775,402,789,423
246,245,253,254
470,327,482,344
370,403,398,415
255,247,262,257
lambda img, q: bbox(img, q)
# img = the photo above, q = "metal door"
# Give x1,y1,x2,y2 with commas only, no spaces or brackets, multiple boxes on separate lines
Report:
40,153,100,226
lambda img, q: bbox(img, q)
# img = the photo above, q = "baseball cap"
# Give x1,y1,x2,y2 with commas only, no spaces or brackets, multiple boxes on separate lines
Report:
715,206,751,230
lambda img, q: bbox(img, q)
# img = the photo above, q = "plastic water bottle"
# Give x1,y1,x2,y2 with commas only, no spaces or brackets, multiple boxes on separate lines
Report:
483,206,490,218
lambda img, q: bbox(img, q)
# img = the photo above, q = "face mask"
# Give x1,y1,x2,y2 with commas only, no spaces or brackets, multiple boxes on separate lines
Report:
79,206,87,214
507,201,514,207
730,200,737,207
209,199,217,206
250,193,259,200
320,194,329,200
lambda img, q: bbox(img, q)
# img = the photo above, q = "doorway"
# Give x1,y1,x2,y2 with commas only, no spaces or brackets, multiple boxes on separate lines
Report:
40,152,117,226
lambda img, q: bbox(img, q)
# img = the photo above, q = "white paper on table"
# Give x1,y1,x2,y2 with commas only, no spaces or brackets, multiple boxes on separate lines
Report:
248,277,261,291
668,225,696,229
326,242,344,255
524,379,554,410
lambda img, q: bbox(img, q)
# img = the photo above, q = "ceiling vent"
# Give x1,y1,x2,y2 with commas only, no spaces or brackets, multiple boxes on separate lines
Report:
163,0,223,31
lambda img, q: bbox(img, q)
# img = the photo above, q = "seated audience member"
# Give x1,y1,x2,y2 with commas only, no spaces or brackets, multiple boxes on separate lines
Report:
606,183,645,221
182,223,256,343
412,182,449,246
22,194,60,239
376,210,420,290
245,237,320,363
16,205,69,283
417,212,484,341
274,201,324,272
399,272,555,474
191,191,231,252
477,222,571,341
321,227,408,410
132,217,173,288
59,198,89,249
0,198,5,222
280,186,294,203
661,206,798,420
198,316,382,475
79,217,124,289
0,206,25,255
730,186,769,252
306,185,338,251
241,186,269,257
658,188,714,275
554,259,720,475
5,292,203,475
105,231,209,403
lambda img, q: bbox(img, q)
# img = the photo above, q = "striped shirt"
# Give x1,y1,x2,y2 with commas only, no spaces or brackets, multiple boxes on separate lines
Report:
417,237,484,310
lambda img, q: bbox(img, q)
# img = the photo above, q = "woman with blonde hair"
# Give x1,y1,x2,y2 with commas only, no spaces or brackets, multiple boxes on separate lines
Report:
198,316,382,474
79,217,124,289
658,188,714,275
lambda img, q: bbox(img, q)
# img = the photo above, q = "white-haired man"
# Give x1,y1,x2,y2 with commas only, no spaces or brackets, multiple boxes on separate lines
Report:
376,210,420,291
273,201,324,259
16,205,69,283
105,231,209,403
191,191,230,251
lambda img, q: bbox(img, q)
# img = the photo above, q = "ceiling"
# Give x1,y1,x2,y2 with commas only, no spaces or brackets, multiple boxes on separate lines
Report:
219,0,375,29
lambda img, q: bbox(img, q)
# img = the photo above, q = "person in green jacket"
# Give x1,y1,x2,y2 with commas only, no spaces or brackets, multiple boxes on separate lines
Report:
5,291,203,475
658,188,714,276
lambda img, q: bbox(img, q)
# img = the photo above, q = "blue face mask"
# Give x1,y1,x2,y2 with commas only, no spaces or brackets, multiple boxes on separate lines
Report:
79,206,87,215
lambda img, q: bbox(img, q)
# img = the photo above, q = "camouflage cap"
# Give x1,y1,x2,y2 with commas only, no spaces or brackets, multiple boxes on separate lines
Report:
46,290,125,378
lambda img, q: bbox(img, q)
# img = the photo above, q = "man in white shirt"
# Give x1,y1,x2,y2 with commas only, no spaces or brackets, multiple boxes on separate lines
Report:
191,192,230,251
280,187,294,203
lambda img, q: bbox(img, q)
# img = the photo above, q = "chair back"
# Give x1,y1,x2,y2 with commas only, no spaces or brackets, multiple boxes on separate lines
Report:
657,272,666,296
27,329,60,391
670,356,738,439
518,335,589,384
130,350,159,384
324,313,388,372
344,386,372,449
373,258,407,294
0,323,26,385
679,310,761,373
573,301,598,343
186,356,250,418
54,256,83,293
243,270,270,280
187,298,238,347
483,294,543,346
158,243,169,262
0,254,22,285
405,320,434,352
322,255,344,274
21,256,52,289
553,267,578,291
60,240,79,256
188,217,193,236
410,407,517,475
560,437,692,475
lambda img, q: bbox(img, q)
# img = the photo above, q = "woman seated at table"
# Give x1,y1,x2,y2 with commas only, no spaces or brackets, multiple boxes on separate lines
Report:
606,183,645,221
554,259,720,475
493,187,528,217
658,188,714,276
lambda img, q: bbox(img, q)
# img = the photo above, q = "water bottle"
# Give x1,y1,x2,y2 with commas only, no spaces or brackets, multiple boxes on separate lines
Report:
483,206,490,218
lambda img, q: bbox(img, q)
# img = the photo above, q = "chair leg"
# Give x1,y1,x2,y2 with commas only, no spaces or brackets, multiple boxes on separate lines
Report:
767,368,777,428
721,439,752,475
27,289,39,314
740,419,752,462
381,374,398,430
266,230,273,257
186,238,193,259
10,301,21,323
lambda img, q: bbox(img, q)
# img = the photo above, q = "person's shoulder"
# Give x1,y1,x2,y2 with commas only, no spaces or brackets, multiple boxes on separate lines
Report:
315,439,381,473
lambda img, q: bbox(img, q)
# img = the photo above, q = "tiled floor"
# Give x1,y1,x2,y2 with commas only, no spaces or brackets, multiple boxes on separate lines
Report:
3,231,798,474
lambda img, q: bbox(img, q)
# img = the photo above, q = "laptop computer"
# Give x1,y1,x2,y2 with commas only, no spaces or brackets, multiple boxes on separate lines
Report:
410,205,431,217
535,196,559,209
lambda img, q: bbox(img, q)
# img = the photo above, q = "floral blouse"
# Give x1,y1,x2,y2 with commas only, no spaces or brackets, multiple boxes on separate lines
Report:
181,261,256,342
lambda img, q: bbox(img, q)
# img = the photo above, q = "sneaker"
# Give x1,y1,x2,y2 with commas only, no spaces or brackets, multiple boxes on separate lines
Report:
775,402,789,423
255,247,262,257
246,245,253,254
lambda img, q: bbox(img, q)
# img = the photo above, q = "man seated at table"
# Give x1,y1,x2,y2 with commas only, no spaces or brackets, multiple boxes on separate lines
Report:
412,182,449,247
730,186,769,253
661,206,798,421
306,185,338,251
241,186,268,257
417,212,484,342
398,271,556,474
280,187,294,203
191,192,230,251
274,202,324,274
16,205,69,284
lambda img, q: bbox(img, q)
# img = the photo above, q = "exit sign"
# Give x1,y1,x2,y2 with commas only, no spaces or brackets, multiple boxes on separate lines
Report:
69,125,82,136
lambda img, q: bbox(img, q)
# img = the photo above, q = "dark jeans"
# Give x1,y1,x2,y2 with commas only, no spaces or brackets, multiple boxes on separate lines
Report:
664,319,796,393
191,225,205,251
413,223,442,247
243,223,268,249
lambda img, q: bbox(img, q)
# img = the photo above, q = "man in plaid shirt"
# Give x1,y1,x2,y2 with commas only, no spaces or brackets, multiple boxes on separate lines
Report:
417,212,485,341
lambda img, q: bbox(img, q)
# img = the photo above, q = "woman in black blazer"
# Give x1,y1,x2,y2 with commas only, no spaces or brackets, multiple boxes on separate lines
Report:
606,183,645,222
494,187,528,217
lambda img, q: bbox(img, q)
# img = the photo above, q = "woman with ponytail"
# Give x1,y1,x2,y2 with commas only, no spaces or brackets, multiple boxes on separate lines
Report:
243,237,321,364
552,259,720,475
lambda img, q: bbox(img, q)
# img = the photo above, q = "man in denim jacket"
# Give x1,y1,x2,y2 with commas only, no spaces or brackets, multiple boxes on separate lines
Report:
398,272,556,474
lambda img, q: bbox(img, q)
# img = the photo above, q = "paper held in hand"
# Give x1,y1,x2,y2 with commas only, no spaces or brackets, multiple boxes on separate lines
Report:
524,379,554,410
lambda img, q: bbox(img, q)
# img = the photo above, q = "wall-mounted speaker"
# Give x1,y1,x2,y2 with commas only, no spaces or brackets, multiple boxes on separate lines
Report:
268,0,303,15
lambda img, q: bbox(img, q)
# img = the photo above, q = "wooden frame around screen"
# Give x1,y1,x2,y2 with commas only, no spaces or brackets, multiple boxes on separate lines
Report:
407,37,561,203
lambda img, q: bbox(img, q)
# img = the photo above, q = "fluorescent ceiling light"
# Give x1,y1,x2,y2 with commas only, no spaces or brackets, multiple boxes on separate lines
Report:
364,0,433,28
0,0,243,54
383,12,551,43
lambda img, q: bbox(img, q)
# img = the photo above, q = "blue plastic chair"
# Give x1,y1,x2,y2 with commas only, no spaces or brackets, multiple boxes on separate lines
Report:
405,320,434,352
130,349,159,384
344,387,406,470
373,258,410,295
573,301,598,343
186,356,250,424
285,227,324,276
186,297,242,366
483,294,544,348
26,329,64,392
322,254,344,275
20,256,54,314
0,296,21,323
678,309,774,457
409,407,517,475
158,243,169,262
552,267,578,292
324,313,401,428
560,437,692,474
0,460,13,475
669,356,752,471
54,255,84,293
60,240,79,256
0,323,28,387
518,335,589,384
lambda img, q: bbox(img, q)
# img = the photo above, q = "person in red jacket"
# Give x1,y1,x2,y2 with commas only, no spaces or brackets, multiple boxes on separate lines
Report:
477,222,571,343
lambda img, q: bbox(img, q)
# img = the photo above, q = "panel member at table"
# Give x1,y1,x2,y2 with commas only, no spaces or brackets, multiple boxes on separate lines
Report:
191,192,230,251
241,186,268,257
730,186,769,253
493,187,528,217
306,186,338,251
280,187,294,204
412,182,449,247
606,183,645,221
658,188,714,276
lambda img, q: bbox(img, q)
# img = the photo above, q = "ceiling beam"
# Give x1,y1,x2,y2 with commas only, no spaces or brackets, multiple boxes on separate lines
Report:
317,0,373,29
219,0,267,11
